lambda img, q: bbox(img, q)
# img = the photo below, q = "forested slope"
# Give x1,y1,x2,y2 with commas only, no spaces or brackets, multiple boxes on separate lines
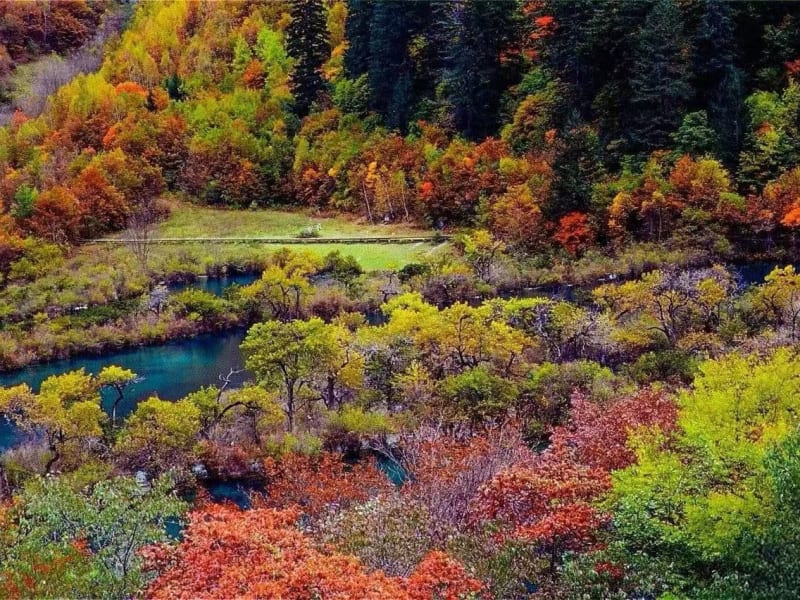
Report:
2,0,800,266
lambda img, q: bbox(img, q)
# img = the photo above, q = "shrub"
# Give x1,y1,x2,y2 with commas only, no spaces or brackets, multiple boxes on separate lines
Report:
297,225,321,239
626,349,699,385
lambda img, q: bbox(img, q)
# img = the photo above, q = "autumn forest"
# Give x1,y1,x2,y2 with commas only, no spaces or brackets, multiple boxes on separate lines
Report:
1,0,800,598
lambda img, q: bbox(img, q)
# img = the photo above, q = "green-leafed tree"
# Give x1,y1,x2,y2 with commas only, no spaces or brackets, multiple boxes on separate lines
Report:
241,318,342,432
0,474,185,599
603,349,800,597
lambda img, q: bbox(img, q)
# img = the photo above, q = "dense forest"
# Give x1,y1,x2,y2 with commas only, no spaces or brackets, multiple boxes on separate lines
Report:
2,0,800,251
1,0,800,598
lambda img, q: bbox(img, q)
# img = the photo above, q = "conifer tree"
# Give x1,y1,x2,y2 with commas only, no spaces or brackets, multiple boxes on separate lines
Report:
548,114,603,219
343,0,372,78
693,0,743,163
627,0,692,154
446,0,521,140
286,0,329,117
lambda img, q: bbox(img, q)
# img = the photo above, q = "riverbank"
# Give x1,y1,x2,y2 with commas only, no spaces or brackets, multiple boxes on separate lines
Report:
0,250,788,374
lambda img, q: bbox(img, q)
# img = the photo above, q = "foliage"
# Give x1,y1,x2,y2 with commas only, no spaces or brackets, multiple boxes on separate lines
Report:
261,451,390,518
0,473,185,599
147,504,486,599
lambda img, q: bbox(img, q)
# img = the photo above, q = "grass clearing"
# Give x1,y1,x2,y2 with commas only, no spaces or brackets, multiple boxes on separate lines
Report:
154,203,432,239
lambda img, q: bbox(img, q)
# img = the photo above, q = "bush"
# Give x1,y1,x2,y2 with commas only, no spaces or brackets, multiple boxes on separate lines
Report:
626,349,699,385
297,226,321,239
398,262,430,283
321,251,363,286
170,289,227,324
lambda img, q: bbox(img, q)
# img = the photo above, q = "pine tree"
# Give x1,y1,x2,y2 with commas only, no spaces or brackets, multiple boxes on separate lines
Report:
365,1,433,132
286,0,329,117
446,0,522,140
693,0,743,163
626,0,692,154
367,1,411,129
539,0,600,121
343,0,372,78
548,114,604,219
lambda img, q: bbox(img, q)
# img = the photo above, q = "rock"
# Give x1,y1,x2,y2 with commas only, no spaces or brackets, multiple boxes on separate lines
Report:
191,463,209,479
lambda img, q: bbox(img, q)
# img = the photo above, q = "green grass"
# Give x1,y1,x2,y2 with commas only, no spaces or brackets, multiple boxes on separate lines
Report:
293,242,443,270
132,203,448,271
154,203,432,239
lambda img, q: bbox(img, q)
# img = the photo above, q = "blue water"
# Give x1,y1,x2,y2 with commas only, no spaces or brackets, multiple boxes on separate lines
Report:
376,455,408,486
0,329,250,450
206,480,264,509
168,273,260,296
733,261,799,288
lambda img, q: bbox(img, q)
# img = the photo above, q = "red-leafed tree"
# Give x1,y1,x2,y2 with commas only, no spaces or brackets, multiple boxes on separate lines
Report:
259,452,391,518
550,389,678,472
472,390,677,571
554,211,594,255
146,504,486,600
473,448,611,570
401,426,533,538
404,550,487,600
70,165,129,237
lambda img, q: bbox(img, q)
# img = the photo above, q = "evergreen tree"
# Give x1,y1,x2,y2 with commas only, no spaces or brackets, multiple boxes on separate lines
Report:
548,115,603,219
693,0,743,163
343,0,372,78
540,0,613,122
446,0,522,140
367,1,410,129
366,1,433,132
671,110,719,157
286,0,329,117
626,0,692,154
584,0,655,153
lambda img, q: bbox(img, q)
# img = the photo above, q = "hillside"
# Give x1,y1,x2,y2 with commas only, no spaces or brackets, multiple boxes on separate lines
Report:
2,0,800,266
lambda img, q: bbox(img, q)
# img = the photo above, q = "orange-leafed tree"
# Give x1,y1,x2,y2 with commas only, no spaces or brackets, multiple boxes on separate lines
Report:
146,504,486,600
260,452,391,518
242,58,266,89
25,186,83,244
0,215,25,276
489,183,547,251
782,205,800,228
765,167,800,229
554,211,594,255
668,155,731,210
70,165,129,237
114,81,149,99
